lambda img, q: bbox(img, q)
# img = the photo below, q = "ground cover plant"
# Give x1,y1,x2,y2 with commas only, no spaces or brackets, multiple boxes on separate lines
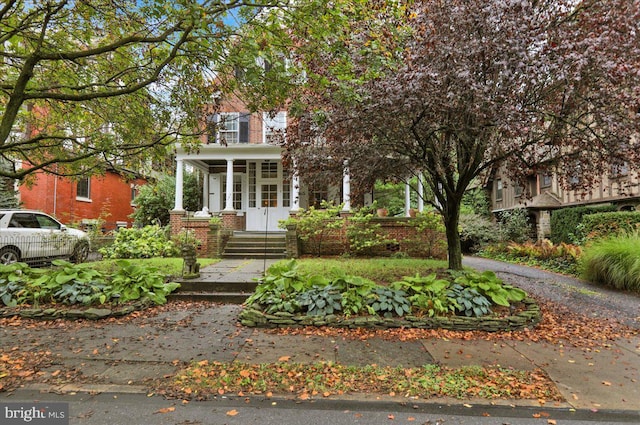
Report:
244,259,528,320
0,260,181,308
479,240,582,276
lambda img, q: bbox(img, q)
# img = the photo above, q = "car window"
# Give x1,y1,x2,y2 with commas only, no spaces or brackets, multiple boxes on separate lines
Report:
10,213,40,228
35,214,61,230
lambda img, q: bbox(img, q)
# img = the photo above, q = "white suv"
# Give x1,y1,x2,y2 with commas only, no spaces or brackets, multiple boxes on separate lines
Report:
0,210,90,265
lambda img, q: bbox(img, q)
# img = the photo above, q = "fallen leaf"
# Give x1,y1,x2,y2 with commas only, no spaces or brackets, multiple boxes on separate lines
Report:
602,381,612,386
226,409,239,416
155,406,175,414
387,414,395,419
278,356,291,362
548,420,557,425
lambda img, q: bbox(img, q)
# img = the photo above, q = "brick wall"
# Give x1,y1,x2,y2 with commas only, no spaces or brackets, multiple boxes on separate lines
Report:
293,217,447,259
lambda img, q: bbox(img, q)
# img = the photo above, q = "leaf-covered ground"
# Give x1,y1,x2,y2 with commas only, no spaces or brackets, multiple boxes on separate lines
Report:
1,298,637,401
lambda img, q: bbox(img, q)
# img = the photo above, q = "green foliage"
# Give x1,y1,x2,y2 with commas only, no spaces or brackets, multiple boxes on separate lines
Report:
480,240,582,276
496,208,531,243
108,260,179,305
453,270,526,307
298,285,343,316
372,181,407,216
577,211,640,243
0,259,180,307
0,263,48,307
99,225,178,259
459,213,500,253
47,260,108,305
245,260,310,314
390,273,455,317
447,284,492,317
406,211,447,258
550,205,617,244
346,208,397,256
279,202,343,256
579,232,640,292
368,287,411,318
329,270,378,316
461,187,491,217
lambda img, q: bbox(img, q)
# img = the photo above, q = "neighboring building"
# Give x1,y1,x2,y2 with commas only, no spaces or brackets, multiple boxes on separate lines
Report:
19,167,147,231
172,94,353,233
487,163,640,240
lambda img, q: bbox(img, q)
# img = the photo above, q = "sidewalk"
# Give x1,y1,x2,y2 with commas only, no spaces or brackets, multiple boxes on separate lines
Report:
2,258,639,414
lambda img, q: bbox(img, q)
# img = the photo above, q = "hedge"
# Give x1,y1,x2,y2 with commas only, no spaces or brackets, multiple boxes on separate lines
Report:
550,205,616,244
579,211,640,242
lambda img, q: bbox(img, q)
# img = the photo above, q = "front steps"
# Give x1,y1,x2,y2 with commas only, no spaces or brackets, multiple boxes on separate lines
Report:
222,232,287,259
169,279,258,304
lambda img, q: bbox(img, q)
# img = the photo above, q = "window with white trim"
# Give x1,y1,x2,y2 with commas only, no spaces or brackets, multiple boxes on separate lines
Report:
77,177,91,200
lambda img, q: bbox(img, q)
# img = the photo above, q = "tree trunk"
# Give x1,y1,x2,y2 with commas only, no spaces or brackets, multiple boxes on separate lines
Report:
443,197,463,271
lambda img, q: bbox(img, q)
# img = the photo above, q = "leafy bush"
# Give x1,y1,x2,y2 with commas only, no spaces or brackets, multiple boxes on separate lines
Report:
346,209,397,256
108,260,180,305
99,225,179,259
406,211,447,258
245,260,310,314
298,285,342,316
577,211,640,243
329,271,378,316
453,270,526,307
368,287,411,318
0,260,179,307
279,202,343,256
479,240,582,276
550,205,616,244
390,273,455,317
496,208,531,243
579,232,640,292
459,213,500,253
447,284,492,317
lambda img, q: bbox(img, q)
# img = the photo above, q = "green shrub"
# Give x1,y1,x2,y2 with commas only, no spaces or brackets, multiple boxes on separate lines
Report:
453,270,526,307
346,209,397,256
496,208,531,243
447,284,492,317
459,213,500,253
550,205,617,244
99,225,179,259
406,211,447,258
0,260,179,307
579,232,640,292
279,202,343,256
368,287,411,318
298,285,342,316
577,211,640,243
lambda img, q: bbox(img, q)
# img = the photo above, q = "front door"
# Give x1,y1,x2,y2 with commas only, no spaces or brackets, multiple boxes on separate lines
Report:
246,161,289,231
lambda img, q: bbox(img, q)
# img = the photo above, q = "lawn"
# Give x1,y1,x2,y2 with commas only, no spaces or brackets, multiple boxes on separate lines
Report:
90,257,219,278
289,257,449,284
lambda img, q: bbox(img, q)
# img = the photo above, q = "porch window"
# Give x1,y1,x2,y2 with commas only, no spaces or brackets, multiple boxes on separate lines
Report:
261,161,278,179
77,177,91,200
263,111,286,144
283,179,291,208
311,188,328,208
222,175,243,210
248,163,257,208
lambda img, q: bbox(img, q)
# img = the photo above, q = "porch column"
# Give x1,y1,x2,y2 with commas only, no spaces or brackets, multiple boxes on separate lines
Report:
405,182,411,216
417,174,424,212
291,169,301,212
342,160,351,211
224,159,234,211
173,158,184,211
202,170,210,209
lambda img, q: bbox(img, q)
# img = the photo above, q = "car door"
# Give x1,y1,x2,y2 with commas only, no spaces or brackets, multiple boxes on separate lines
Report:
33,213,71,258
9,212,65,260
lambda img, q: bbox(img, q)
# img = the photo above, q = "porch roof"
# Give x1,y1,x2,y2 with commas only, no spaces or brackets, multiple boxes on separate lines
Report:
175,143,283,171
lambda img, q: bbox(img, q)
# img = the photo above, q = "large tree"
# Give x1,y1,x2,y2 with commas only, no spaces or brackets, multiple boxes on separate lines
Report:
0,0,285,181
277,0,640,270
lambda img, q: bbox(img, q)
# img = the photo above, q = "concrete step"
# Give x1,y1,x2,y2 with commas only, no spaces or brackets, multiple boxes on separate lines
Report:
175,280,258,292
168,292,250,304
221,252,286,259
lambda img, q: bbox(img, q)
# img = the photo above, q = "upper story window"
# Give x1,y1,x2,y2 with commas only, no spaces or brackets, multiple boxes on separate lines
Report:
207,112,250,144
610,161,629,178
77,177,91,200
540,173,552,188
495,179,503,201
263,111,286,144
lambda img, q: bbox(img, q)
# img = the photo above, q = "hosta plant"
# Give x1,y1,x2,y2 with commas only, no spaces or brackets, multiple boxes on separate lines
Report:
298,285,342,316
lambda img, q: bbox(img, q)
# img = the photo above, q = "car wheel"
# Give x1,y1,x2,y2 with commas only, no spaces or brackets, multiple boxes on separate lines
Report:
0,247,20,265
70,241,90,264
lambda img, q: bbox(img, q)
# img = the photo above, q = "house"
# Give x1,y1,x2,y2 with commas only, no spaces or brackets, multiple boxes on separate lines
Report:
487,163,640,240
170,94,355,234
19,166,147,232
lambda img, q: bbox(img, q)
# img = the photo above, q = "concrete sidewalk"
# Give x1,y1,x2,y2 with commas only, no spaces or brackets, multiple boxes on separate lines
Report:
2,258,639,415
